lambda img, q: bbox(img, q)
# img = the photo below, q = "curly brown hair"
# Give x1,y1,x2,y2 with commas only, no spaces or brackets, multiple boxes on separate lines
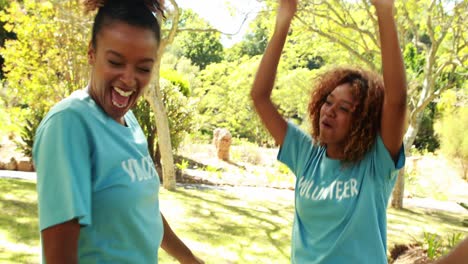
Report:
308,67,384,163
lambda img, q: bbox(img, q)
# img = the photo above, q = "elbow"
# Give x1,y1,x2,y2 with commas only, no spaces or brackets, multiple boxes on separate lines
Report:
250,90,261,105
250,89,261,102
250,91,270,109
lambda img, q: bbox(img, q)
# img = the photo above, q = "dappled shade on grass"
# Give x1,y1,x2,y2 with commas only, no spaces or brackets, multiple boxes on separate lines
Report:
0,178,466,263
0,179,39,264
159,186,294,263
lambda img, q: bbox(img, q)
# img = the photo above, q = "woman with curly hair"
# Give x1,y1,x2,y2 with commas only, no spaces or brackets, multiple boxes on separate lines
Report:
251,0,406,263
33,0,203,263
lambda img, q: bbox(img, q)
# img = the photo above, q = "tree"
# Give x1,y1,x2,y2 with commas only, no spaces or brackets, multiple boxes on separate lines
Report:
195,55,314,146
265,0,468,208
146,0,233,190
0,0,90,111
0,0,16,80
226,16,270,60
175,9,223,70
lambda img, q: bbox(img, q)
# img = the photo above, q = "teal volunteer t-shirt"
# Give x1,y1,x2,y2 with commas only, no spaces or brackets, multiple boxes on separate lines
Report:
278,122,405,264
33,89,163,263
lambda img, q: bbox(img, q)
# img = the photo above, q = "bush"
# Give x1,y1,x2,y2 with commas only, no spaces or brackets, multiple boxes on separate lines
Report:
134,79,194,162
422,232,464,260
231,141,262,165
160,69,190,96
435,105,468,180
15,108,45,158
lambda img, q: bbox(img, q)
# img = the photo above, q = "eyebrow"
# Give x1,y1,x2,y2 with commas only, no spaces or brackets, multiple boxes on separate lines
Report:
106,50,154,63
327,94,354,106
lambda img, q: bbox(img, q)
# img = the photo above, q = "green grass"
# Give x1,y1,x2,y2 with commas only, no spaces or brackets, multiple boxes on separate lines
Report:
0,178,466,263
0,179,39,264
158,186,294,263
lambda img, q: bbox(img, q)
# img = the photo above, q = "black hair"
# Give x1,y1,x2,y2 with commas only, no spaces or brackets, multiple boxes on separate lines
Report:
84,0,164,48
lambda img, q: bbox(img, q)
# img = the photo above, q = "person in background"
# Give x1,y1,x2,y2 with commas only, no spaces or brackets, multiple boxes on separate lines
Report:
251,0,407,263
33,0,204,263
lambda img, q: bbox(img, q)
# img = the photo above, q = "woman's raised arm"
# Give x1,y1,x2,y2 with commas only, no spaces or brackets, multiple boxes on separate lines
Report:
250,0,297,146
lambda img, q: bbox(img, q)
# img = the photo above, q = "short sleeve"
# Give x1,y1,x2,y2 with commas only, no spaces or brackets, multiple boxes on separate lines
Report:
372,135,405,188
277,122,317,177
33,111,92,231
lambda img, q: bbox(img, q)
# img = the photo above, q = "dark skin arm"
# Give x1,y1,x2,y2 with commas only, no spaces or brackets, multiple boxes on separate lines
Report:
161,213,204,264
42,215,204,264
434,237,468,264
250,0,297,146
41,219,80,264
372,0,408,161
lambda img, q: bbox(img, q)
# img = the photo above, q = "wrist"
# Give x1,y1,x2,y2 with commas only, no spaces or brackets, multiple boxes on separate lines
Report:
374,5,395,17
177,251,196,264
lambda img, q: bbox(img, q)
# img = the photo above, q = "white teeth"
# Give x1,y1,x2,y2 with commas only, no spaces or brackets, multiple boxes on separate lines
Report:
114,87,134,97
112,100,126,108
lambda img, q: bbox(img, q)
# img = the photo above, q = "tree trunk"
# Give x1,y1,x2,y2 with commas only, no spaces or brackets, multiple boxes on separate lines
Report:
145,82,176,190
391,115,421,208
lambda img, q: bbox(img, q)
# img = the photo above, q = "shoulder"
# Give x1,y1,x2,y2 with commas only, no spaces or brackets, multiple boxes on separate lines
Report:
41,89,103,127
49,89,93,115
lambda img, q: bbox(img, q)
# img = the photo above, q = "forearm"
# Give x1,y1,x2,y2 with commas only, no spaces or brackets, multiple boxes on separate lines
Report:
250,13,292,101
42,219,80,264
375,5,407,104
160,214,197,263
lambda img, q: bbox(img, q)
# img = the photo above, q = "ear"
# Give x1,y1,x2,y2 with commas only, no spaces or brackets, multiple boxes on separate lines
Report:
87,41,96,65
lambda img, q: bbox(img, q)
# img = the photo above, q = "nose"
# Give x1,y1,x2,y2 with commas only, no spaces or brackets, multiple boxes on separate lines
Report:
324,103,337,118
120,67,137,88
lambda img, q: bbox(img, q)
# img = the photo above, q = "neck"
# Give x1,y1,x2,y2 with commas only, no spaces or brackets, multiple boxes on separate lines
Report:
325,145,345,160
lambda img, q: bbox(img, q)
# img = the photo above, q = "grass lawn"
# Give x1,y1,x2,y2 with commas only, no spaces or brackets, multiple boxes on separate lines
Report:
0,179,39,264
0,178,467,263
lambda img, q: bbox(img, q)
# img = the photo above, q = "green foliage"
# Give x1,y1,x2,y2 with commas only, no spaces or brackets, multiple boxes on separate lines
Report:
0,0,90,112
435,105,468,179
413,103,440,152
195,56,314,146
0,179,39,263
175,9,223,70
194,57,271,145
403,43,425,78
15,107,45,158
0,0,15,79
1,177,466,263
225,17,269,60
422,232,465,260
175,159,189,171
434,88,468,179
133,99,157,158
134,79,194,162
423,232,443,259
160,68,190,96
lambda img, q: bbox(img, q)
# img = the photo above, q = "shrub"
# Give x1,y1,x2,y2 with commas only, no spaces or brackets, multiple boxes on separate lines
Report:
15,108,45,158
134,79,194,162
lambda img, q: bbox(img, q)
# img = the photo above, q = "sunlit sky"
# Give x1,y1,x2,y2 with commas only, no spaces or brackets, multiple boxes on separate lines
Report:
176,0,264,47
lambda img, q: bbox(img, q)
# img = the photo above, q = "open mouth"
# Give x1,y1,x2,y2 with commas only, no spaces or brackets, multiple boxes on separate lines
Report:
111,86,135,108
321,120,333,129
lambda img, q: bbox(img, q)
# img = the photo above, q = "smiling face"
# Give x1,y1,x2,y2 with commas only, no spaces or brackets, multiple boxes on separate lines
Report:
88,21,158,125
319,83,357,156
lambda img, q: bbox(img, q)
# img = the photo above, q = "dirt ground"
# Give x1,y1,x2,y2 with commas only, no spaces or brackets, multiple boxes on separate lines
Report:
0,135,26,162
